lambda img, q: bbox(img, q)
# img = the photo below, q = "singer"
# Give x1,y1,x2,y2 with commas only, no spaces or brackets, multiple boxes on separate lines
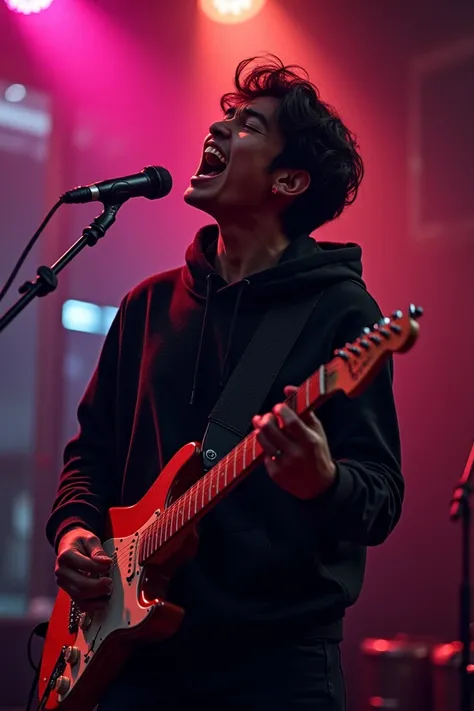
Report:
46,55,403,710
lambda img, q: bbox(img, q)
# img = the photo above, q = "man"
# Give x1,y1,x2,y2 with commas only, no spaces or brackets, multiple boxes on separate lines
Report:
47,55,403,710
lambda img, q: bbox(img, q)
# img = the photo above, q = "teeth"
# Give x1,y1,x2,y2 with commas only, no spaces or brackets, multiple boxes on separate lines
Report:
204,146,227,166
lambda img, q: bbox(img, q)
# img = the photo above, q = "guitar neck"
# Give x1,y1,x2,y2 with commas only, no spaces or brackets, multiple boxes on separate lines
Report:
139,363,337,564
138,304,423,564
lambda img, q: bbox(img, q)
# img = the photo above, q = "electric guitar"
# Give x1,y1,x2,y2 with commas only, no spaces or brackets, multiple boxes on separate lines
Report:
38,304,423,710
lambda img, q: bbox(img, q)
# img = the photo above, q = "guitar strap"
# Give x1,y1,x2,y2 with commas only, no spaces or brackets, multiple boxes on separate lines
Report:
201,288,326,470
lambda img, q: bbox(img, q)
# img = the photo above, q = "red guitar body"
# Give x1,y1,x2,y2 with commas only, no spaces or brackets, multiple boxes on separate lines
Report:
38,443,203,711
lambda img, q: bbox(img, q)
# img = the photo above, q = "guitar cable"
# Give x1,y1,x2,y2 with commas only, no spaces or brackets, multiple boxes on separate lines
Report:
25,621,49,711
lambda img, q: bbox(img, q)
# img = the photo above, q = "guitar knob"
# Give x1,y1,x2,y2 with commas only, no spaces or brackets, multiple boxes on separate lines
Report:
79,612,92,630
54,675,70,696
65,645,80,665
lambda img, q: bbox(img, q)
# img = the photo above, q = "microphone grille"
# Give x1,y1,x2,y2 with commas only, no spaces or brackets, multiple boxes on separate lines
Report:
144,166,173,199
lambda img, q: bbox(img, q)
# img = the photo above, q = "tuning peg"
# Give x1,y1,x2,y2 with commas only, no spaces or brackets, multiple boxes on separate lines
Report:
335,349,350,361
409,304,423,318
379,317,391,326
359,339,371,349
347,345,362,355
391,310,403,320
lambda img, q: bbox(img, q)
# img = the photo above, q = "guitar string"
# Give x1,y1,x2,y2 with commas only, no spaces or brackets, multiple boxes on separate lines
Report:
79,326,405,580
106,370,334,574
108,433,260,573
107,385,308,573
106,363,337,575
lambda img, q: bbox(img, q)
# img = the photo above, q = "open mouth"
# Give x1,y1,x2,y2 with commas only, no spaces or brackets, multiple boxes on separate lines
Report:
194,144,228,180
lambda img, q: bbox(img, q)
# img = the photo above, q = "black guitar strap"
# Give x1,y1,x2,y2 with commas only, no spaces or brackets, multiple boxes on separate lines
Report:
201,289,326,469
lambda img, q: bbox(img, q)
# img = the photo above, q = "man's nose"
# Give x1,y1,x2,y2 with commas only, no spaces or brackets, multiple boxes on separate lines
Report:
209,120,232,140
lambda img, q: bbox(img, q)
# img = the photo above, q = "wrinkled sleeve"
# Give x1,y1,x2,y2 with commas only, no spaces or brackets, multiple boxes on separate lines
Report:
312,294,404,546
46,302,125,550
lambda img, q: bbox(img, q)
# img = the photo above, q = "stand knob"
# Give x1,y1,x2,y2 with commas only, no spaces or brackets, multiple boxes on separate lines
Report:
55,675,70,696
65,646,80,666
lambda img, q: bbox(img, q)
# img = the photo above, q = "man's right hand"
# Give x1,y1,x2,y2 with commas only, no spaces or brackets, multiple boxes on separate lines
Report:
55,528,113,611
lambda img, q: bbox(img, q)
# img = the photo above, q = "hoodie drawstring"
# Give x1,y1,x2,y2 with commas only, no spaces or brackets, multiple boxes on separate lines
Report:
190,276,250,405
220,279,249,387
190,274,214,406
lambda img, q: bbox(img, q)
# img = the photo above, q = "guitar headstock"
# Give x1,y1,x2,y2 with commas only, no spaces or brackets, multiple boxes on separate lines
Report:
332,304,423,397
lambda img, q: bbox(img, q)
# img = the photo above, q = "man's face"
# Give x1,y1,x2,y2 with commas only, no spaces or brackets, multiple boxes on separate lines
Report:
184,96,284,218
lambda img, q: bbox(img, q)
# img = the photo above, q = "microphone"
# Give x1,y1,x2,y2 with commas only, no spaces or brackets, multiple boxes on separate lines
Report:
61,166,172,205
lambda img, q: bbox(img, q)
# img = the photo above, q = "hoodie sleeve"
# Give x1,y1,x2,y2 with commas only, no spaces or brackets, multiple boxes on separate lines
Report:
311,291,404,546
45,301,125,551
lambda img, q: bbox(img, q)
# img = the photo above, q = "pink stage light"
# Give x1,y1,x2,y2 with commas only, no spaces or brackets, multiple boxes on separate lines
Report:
199,0,267,24
4,0,55,14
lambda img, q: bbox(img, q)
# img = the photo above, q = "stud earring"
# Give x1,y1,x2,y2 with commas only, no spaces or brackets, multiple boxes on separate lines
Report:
271,187,278,195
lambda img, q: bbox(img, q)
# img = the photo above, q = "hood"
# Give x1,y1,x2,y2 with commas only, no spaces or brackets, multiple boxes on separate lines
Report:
184,224,366,405
183,224,365,303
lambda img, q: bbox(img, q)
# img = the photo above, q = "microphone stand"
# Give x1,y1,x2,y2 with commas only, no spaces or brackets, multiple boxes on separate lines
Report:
450,442,474,711
0,203,122,334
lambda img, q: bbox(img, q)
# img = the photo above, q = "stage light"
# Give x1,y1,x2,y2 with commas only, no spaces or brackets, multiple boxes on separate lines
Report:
199,0,267,24
4,84,27,102
62,300,118,336
4,0,55,15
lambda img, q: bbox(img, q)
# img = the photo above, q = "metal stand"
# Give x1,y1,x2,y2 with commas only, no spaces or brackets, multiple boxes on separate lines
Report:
0,203,122,334
450,443,474,711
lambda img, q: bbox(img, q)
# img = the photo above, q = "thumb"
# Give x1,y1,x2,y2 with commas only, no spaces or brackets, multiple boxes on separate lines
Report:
284,385,298,398
83,536,112,565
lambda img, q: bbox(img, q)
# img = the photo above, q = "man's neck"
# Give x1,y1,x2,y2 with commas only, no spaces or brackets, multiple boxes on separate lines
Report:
215,222,290,283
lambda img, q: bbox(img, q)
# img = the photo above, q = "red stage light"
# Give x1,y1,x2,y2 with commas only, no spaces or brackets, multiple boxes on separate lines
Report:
199,0,267,24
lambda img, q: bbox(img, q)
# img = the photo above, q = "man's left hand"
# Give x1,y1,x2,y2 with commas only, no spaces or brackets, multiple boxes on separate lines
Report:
252,385,337,500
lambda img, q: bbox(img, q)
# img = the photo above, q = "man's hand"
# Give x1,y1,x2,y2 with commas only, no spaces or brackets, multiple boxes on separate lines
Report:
252,385,337,500
55,528,113,611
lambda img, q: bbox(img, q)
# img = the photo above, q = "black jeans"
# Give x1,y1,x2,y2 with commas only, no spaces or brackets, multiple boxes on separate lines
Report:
98,637,346,710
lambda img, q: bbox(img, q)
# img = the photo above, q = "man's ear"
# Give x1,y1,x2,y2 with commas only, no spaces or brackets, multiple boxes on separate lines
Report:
272,170,311,198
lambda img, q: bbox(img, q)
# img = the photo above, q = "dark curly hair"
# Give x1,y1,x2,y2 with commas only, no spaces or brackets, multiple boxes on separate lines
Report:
220,55,364,237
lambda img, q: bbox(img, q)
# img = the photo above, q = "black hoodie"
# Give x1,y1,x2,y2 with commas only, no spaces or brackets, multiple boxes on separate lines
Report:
47,226,403,643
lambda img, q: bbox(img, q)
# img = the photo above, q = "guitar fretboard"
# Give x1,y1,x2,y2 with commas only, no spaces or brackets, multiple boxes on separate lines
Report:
138,364,330,564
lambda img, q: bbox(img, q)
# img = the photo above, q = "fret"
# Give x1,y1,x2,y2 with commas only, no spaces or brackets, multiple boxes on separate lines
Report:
309,372,314,404
201,478,205,510
170,505,176,538
215,465,220,495
209,469,214,500
319,365,326,397
187,491,192,522
224,455,228,487
252,433,256,460
164,512,170,543
152,522,158,554
242,440,246,469
159,518,164,547
305,377,309,408
233,447,237,479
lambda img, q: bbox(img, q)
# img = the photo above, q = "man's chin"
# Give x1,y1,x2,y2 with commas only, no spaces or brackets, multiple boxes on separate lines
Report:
184,183,217,209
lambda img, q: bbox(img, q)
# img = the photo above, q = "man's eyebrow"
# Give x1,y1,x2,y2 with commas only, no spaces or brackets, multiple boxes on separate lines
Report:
242,107,269,130
224,106,269,130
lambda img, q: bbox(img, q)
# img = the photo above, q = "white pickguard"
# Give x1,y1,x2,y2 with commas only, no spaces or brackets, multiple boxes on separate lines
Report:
60,514,161,700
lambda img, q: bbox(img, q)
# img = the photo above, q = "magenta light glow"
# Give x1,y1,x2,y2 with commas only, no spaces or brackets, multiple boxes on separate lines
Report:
5,0,54,14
